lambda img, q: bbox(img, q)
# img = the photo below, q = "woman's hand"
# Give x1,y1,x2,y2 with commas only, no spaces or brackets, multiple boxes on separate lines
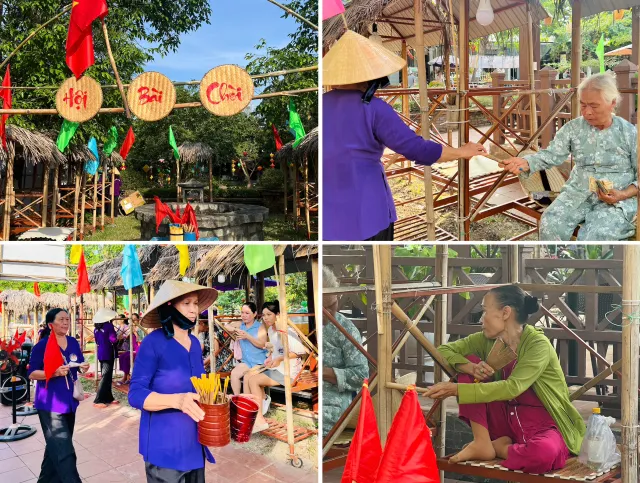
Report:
79,362,90,373
501,157,530,174
598,188,629,204
53,365,71,378
175,393,205,422
236,329,249,340
471,361,494,381
264,356,273,368
457,142,487,159
266,357,283,369
424,382,458,400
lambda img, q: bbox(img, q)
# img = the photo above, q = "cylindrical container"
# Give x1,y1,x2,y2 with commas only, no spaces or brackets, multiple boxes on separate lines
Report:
169,223,183,241
197,401,230,448
230,395,259,442
183,232,197,241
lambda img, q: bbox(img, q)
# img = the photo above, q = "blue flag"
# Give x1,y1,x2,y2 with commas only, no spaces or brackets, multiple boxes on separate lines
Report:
85,137,100,175
121,245,144,290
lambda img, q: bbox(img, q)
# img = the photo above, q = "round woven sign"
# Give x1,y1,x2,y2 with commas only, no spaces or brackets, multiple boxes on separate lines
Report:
200,65,254,116
127,72,176,121
56,76,103,123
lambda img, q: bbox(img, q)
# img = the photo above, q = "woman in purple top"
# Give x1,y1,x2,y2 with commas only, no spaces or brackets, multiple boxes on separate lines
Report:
323,30,486,241
129,280,218,483
28,308,90,483
93,308,119,408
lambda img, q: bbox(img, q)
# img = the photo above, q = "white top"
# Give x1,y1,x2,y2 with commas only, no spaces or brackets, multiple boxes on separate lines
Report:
267,325,308,377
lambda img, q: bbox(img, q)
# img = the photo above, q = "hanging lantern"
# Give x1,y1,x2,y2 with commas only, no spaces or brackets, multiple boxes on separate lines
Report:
476,0,494,27
257,166,263,171
614,9,625,21
289,162,295,167
270,153,275,169
243,151,248,157
217,273,226,283
149,175,153,180
544,16,553,26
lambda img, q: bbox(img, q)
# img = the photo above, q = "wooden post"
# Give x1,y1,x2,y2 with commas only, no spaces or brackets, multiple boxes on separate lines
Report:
71,296,76,342
373,245,392,442
510,245,520,283
208,156,213,202
638,46,640,241
283,160,289,216
401,40,410,118
276,255,296,460
621,245,639,483
206,277,216,372
3,150,14,240
433,245,449,473
176,159,181,201
571,0,582,118
51,163,59,227
539,67,557,148
101,160,106,230
304,156,311,239
310,258,320,343
414,0,435,240
129,288,133,373
92,172,98,231
633,7,640,64
293,164,299,230
110,165,115,220
526,0,539,145
72,168,81,241
614,61,637,124
256,273,265,313
79,295,84,350
41,160,50,227
491,71,506,147
79,171,87,240
458,0,470,240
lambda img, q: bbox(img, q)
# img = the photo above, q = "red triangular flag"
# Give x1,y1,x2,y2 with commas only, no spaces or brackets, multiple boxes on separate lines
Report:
375,388,440,483
18,330,27,345
341,380,382,483
76,250,91,296
33,282,41,297
272,124,283,151
43,329,65,387
0,65,11,151
65,0,108,79
119,126,135,160
12,329,19,345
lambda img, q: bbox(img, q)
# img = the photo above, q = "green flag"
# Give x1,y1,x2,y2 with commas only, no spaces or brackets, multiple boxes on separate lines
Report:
56,120,79,153
289,98,306,148
596,34,606,73
169,125,179,160
244,245,276,275
103,126,118,155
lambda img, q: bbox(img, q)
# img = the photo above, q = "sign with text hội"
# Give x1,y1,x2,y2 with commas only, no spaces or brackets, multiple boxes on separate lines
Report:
55,76,103,123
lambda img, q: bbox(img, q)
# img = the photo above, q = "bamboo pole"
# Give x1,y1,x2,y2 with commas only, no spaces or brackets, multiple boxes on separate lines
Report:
373,245,393,442
414,0,435,240
458,0,470,240
304,155,311,239
72,168,81,241
176,159,181,201
101,19,131,119
101,160,106,230
207,277,216,373
3,150,14,240
129,288,133,373
434,245,449,472
275,255,296,462
41,160,50,227
310,258,320,344
265,0,318,30
110,165,115,221
571,0,582,118
401,40,410,118
92,173,98,231
526,0,539,146
51,163,59,227
621,245,639,483
510,245,519,283
570,359,623,401
637,40,640,241
79,171,87,240
208,156,213,202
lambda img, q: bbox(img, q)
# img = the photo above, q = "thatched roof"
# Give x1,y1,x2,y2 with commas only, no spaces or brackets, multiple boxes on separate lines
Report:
0,290,38,313
179,142,214,166
87,245,159,291
274,127,318,168
323,0,548,52
37,292,71,310
0,126,67,171
194,245,247,282
66,143,94,167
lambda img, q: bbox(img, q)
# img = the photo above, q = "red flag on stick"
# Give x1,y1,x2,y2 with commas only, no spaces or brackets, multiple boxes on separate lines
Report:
66,0,109,79
0,65,11,151
76,250,91,296
119,126,135,159
341,380,382,483
33,282,41,297
375,388,440,483
272,124,283,151
43,329,65,387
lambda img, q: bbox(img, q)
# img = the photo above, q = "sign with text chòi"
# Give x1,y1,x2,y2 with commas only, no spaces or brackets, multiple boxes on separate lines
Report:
127,72,176,121
200,65,254,117
56,76,103,123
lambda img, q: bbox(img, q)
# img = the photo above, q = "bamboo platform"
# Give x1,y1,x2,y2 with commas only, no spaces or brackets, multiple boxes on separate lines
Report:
262,418,317,443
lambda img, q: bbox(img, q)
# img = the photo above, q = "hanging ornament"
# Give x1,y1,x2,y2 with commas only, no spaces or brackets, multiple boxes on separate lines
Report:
270,153,275,169
289,162,294,167
149,175,154,180
243,151,248,157
120,163,126,171
257,166,263,171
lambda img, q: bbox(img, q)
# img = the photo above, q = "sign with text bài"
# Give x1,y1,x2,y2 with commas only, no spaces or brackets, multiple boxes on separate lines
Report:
200,65,254,117
55,76,103,123
127,72,176,121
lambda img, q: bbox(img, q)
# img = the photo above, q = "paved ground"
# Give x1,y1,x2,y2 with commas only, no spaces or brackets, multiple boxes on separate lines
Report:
0,395,318,483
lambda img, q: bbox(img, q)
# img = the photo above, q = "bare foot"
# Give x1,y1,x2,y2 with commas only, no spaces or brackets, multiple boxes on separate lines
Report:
492,436,512,459
449,440,496,464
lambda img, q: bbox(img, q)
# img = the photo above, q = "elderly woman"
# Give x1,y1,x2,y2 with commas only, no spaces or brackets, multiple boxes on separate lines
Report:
129,280,217,483
323,30,487,241
502,74,638,240
28,308,90,482
117,316,138,386
425,285,585,474
93,308,120,408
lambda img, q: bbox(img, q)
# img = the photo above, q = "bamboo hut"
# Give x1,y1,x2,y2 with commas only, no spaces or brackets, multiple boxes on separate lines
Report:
177,142,215,201
37,292,71,310
274,127,318,239
0,289,39,337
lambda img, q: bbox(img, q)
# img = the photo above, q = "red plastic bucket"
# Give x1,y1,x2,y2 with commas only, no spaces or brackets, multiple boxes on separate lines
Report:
229,395,259,442
197,401,230,447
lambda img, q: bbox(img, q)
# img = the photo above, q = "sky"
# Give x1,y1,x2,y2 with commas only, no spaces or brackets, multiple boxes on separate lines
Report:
143,0,300,82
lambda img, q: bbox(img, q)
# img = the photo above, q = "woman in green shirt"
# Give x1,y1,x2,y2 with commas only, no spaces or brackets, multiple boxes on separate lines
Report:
425,285,586,473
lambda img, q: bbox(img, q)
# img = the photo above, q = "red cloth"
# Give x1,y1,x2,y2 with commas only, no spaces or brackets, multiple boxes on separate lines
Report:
33,282,41,297
342,380,382,483
153,197,200,240
375,389,440,483
66,0,108,79
272,124,283,151
43,330,65,387
0,65,11,151
119,126,135,160
76,250,91,296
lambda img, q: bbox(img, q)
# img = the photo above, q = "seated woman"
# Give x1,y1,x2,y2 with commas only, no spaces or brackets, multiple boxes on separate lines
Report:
244,301,309,433
425,285,585,474
502,73,638,241
225,302,268,395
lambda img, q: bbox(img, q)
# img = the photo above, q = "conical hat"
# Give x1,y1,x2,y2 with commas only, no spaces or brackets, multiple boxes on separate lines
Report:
140,280,218,329
93,308,120,325
323,30,406,86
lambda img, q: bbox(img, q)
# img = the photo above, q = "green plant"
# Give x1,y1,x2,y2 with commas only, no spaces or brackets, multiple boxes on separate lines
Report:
259,169,285,190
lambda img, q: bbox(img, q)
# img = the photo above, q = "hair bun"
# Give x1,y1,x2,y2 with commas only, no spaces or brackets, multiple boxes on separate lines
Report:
523,295,539,315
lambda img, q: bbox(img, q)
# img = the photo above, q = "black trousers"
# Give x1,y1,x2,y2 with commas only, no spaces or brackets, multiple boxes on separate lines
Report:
94,359,115,404
145,463,205,483
37,411,82,483
365,222,395,241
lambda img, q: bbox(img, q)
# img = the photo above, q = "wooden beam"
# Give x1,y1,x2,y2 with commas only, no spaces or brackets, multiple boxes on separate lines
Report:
571,0,582,118
41,160,50,227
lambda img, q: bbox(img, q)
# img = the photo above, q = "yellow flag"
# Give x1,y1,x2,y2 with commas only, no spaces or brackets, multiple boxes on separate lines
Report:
177,245,190,276
70,245,83,264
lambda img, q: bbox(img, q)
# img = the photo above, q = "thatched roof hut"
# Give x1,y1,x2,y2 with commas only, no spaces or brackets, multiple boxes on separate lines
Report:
178,142,214,166
0,290,39,313
37,292,71,310
0,126,66,171
274,127,318,171
87,245,161,292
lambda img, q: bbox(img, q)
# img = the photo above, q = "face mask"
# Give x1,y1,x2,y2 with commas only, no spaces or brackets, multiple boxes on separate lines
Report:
158,304,196,338
362,76,390,104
